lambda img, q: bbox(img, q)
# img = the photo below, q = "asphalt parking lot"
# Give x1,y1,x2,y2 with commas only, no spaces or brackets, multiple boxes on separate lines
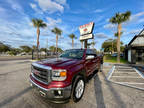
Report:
0,60,144,108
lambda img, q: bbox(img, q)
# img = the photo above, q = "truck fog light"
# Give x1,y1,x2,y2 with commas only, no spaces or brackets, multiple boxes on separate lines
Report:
58,90,61,95
54,90,63,96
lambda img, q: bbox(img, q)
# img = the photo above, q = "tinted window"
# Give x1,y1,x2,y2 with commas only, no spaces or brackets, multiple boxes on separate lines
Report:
86,49,97,57
60,49,84,59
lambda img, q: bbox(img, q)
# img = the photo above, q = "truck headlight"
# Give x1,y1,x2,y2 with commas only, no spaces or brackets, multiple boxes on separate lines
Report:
52,69,67,81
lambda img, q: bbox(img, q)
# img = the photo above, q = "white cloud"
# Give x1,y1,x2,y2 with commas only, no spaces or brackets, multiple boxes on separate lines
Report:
130,12,144,21
94,9,103,13
103,23,116,29
30,3,43,14
54,0,67,5
46,17,62,28
0,7,5,12
94,33,108,39
36,0,64,13
105,12,144,29
124,29,141,36
138,18,144,23
39,17,62,38
124,12,144,25
30,3,37,9
7,0,24,13
0,15,37,48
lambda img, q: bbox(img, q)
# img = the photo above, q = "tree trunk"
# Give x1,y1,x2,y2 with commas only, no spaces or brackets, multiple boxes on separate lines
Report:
84,40,87,49
36,27,40,60
72,38,74,49
117,24,121,63
56,35,58,54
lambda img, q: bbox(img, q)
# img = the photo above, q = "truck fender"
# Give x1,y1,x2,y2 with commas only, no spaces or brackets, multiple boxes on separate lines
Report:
71,69,86,87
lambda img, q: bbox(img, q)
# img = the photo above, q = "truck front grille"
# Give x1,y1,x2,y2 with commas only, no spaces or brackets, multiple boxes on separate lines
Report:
31,63,51,84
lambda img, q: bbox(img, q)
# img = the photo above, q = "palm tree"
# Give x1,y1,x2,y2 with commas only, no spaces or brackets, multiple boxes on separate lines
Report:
114,32,123,37
80,40,84,48
32,18,47,59
87,43,91,48
91,41,96,49
109,11,131,63
69,33,77,49
111,32,123,54
51,27,62,53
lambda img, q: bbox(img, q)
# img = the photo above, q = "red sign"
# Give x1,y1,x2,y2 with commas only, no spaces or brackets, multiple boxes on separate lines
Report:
79,22,93,29
79,22,94,36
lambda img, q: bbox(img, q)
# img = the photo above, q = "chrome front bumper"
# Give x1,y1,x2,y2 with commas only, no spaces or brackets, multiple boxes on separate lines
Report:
30,78,72,103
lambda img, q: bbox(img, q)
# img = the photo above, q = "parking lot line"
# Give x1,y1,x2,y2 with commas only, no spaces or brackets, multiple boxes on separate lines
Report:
110,80,144,91
134,68,144,79
114,82,144,84
114,72,136,73
111,76,141,78
107,66,115,80
116,69,134,71
107,64,144,91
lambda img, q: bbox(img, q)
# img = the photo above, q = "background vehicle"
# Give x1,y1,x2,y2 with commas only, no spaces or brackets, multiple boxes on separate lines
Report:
30,49,102,103
112,53,123,57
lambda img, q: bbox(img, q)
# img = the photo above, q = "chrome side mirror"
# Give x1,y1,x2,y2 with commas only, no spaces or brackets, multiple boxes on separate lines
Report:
86,55,95,60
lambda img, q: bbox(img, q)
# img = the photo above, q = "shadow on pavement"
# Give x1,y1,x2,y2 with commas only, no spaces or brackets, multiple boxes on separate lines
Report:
94,74,106,108
101,70,126,108
0,86,32,107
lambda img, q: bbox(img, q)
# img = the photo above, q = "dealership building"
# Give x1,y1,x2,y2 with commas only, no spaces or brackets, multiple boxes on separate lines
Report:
124,29,144,64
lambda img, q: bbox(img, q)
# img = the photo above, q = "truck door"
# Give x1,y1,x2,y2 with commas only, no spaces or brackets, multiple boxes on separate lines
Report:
85,50,96,76
92,55,100,71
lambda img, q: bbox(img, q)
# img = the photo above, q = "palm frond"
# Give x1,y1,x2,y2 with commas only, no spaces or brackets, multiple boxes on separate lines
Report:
69,33,76,39
51,27,62,35
109,11,131,24
31,18,47,28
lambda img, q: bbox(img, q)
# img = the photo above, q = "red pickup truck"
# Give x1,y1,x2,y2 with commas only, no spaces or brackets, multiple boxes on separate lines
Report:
30,49,102,103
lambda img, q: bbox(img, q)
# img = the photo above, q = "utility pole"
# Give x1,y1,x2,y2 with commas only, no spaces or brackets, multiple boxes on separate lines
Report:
46,38,48,50
45,39,48,58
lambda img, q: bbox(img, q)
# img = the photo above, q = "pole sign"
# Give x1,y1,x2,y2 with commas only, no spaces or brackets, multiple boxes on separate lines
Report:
79,22,94,40
80,34,93,40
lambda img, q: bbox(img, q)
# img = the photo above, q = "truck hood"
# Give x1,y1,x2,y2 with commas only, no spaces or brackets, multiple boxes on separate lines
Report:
38,58,80,68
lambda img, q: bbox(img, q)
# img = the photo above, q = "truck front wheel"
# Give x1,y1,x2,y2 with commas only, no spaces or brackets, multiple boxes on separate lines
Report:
72,77,85,102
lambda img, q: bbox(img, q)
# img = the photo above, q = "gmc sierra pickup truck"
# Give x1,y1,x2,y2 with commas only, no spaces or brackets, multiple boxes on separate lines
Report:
30,49,102,103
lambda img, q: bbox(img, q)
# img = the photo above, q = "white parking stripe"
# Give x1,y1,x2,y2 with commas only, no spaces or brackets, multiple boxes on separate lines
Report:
114,82,144,84
107,66,115,80
114,72,136,73
107,65,144,91
111,76,141,78
110,80,144,91
134,68,144,79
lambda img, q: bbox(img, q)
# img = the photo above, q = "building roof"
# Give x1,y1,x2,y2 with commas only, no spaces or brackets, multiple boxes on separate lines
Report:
128,29,144,47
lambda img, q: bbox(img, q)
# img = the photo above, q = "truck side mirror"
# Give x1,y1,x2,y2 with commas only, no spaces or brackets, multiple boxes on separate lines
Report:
86,55,95,60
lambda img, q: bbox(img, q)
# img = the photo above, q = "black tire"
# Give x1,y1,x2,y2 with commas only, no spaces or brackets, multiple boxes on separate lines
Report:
72,76,85,102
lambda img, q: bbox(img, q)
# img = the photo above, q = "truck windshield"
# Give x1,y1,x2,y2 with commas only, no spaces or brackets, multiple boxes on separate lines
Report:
60,49,84,59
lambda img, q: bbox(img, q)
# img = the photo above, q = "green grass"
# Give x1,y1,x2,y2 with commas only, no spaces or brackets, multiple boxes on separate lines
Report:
104,54,128,64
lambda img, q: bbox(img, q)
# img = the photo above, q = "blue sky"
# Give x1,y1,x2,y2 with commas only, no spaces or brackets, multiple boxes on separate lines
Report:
0,0,144,50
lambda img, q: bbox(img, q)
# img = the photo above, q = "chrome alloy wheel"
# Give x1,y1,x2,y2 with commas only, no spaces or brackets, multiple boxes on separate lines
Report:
75,80,84,98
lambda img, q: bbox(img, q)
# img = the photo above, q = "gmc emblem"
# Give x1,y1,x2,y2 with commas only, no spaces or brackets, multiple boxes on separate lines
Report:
34,70,40,76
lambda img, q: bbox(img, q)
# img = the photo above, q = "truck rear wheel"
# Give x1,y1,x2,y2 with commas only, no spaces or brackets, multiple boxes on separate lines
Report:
72,77,85,102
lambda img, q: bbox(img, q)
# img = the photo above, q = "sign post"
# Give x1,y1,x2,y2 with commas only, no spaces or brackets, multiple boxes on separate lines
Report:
79,22,94,48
